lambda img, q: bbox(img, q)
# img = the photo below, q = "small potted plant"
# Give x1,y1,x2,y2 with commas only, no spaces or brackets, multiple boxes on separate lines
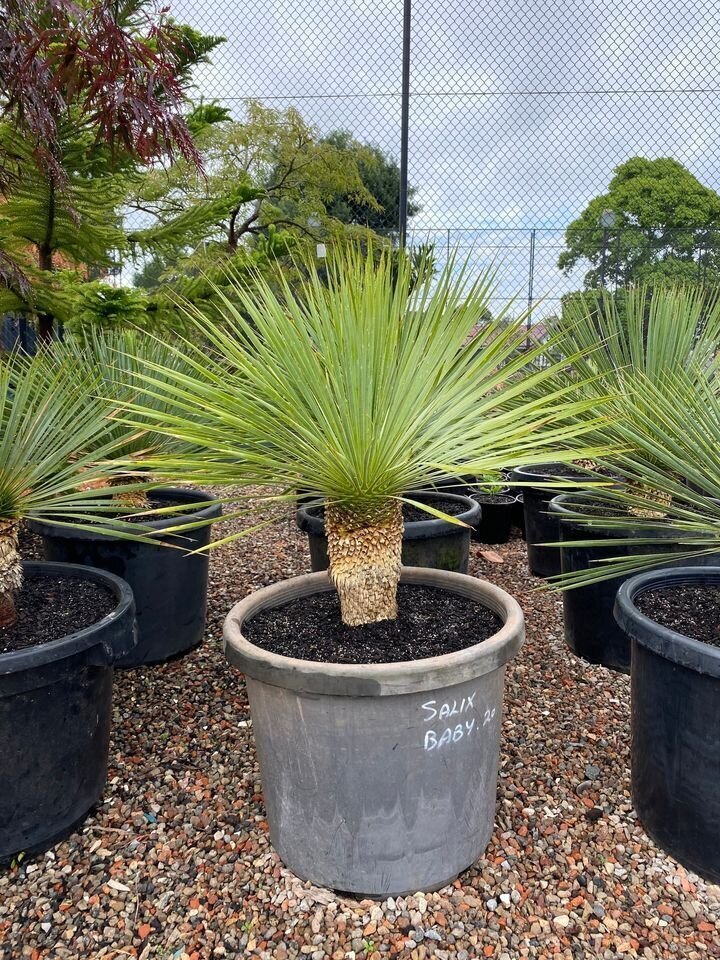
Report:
552,367,720,881
0,350,165,860
28,331,220,666
127,249,604,895
545,285,720,669
471,476,516,545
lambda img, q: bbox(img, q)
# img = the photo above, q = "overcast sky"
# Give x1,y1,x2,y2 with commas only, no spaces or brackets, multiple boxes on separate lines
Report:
171,0,720,313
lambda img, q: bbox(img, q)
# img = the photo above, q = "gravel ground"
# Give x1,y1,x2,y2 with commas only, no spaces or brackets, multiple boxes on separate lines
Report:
3,494,720,960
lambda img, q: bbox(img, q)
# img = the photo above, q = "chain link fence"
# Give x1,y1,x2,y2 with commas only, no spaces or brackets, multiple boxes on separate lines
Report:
144,0,720,317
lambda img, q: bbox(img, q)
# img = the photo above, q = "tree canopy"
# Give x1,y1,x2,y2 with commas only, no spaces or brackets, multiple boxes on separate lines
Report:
322,131,420,233
0,0,223,337
558,157,720,289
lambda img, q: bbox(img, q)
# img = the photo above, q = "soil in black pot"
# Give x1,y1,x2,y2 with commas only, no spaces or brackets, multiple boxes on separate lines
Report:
635,585,720,648
308,498,469,524
115,495,191,523
244,584,503,664
0,574,116,654
474,493,514,506
529,464,615,480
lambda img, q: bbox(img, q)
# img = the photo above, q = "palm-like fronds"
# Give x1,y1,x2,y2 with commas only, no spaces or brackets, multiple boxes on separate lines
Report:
0,350,169,525
541,286,720,461
128,250,609,508
38,329,209,460
123,247,609,624
0,348,169,622
547,368,720,587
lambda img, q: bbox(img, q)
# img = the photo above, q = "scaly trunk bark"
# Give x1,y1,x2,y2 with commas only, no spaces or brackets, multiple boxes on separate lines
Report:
36,173,56,342
109,473,151,511
326,502,403,627
628,483,672,519
0,521,22,628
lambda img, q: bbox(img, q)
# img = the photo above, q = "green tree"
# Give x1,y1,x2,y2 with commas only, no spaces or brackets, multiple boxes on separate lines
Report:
558,157,720,289
127,102,388,319
322,131,420,233
0,1,222,338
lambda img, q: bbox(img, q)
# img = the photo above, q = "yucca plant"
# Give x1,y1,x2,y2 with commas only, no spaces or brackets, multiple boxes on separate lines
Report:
0,349,163,628
543,286,720,479
547,367,720,587
33,328,213,505
119,248,609,626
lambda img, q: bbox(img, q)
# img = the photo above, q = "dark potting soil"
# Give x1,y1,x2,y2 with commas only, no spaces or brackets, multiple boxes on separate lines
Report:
0,574,116,654
557,498,627,519
243,584,503,664
474,494,515,506
50,496,192,528
309,498,469,525
108,496,191,525
525,464,614,481
635,585,720,648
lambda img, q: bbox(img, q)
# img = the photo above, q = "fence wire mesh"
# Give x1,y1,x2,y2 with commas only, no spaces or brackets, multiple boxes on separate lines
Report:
146,0,720,317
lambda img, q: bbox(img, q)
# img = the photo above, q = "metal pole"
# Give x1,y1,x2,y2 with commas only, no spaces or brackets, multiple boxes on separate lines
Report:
527,228,536,348
599,228,609,288
398,0,412,247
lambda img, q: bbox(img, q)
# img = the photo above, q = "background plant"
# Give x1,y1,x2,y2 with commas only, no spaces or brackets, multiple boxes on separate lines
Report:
546,368,720,587
540,284,720,481
0,348,163,627
0,0,222,338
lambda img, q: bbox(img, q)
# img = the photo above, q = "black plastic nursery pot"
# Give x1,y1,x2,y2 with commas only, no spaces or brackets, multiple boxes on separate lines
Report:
549,493,705,674
510,463,591,578
0,561,136,860
615,566,720,883
223,566,525,896
30,488,220,667
512,493,526,539
296,491,481,574
471,493,515,545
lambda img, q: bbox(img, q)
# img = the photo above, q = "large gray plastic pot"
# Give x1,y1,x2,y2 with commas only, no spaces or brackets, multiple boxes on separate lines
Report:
296,492,480,575
224,566,524,897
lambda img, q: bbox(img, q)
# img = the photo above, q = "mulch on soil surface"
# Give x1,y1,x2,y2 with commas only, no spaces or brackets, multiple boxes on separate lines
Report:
636,584,720,647
3,491,720,960
0,575,115,654
243,584,502,664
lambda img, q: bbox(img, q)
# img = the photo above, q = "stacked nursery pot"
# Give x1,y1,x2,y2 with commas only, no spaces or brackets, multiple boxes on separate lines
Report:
549,493,704,673
615,566,720,883
31,488,220,666
0,562,136,860
297,491,480,574
510,463,598,577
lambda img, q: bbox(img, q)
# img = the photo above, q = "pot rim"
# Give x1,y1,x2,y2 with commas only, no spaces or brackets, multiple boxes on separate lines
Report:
548,492,689,540
296,491,480,541
0,560,134,675
510,462,591,484
28,486,221,541
473,493,515,506
614,565,720,678
224,566,525,697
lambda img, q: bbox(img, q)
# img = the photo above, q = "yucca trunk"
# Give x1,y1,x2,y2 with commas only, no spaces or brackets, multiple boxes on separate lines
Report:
108,473,151,510
0,521,22,628
326,502,403,627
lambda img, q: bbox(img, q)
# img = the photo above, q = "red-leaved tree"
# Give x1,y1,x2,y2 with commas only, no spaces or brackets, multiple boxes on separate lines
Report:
0,0,203,178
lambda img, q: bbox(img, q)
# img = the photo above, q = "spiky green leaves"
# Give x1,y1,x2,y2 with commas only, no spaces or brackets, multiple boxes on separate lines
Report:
122,246,609,533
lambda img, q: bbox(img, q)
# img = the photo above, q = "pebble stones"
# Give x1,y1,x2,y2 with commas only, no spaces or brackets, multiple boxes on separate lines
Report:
2,501,720,959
